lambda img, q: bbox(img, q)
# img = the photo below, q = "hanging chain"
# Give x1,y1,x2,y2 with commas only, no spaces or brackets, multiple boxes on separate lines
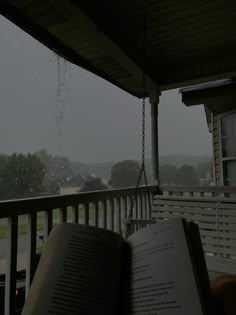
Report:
125,15,152,238
135,97,146,188
126,96,152,238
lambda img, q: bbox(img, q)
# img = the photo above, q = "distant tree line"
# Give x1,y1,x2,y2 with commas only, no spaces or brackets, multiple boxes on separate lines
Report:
108,160,213,188
67,159,213,191
0,153,45,199
0,150,213,200
0,149,111,199
35,149,73,194
0,149,75,200
159,161,213,186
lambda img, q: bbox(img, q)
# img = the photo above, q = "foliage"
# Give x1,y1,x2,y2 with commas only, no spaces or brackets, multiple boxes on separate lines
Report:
80,176,107,192
71,161,114,181
109,160,141,188
196,161,213,180
159,162,213,186
0,153,45,199
71,156,212,184
159,155,211,168
175,164,199,185
42,174,60,195
64,174,85,187
35,149,73,193
159,164,178,185
35,149,72,180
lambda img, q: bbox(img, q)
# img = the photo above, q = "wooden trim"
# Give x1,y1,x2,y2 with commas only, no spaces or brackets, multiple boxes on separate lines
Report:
218,109,236,185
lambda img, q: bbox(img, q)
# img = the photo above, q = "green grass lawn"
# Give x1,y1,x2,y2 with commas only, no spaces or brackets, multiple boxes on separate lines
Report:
0,209,62,239
0,204,122,240
0,206,96,239
0,220,45,240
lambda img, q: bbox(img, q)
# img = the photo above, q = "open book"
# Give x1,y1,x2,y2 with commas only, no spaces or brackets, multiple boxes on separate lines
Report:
23,218,212,314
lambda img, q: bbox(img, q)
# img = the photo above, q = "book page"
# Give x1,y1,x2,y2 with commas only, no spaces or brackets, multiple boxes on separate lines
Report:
23,223,124,315
127,219,205,315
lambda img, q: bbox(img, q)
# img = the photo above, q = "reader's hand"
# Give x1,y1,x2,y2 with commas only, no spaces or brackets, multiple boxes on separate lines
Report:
211,275,236,315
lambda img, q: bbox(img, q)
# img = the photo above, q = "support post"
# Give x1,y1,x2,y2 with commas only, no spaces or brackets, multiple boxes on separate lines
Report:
149,90,160,185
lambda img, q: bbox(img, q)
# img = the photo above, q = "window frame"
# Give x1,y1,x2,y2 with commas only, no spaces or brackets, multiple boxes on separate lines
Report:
219,109,236,186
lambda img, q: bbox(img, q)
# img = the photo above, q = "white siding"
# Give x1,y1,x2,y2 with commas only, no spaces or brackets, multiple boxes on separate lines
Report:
212,114,223,185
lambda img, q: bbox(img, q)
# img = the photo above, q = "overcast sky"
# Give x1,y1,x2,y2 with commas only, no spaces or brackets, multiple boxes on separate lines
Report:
0,15,211,163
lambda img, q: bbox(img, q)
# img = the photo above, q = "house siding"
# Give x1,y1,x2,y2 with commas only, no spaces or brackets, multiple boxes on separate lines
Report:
212,114,222,185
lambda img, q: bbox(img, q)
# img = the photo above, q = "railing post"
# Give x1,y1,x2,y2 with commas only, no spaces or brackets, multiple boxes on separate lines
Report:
120,197,126,236
5,216,18,315
95,202,99,227
44,210,53,241
117,197,122,235
71,204,79,224
85,203,89,225
149,192,153,219
124,195,128,219
140,192,145,219
111,199,115,231
135,194,138,219
26,212,37,296
142,193,147,219
103,200,107,229
59,207,67,223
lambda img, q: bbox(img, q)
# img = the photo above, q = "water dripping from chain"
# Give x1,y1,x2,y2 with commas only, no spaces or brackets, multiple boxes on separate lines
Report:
54,54,72,188
54,54,71,156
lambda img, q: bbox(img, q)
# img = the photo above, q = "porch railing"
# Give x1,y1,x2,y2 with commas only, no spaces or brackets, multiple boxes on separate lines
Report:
0,185,157,315
1,185,236,314
126,185,236,278
160,185,236,198
158,186,236,277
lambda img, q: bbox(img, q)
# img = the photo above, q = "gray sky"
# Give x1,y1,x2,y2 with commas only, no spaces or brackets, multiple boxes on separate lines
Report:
0,15,211,163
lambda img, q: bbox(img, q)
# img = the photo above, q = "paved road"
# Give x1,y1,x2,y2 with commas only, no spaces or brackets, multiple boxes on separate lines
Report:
0,235,28,260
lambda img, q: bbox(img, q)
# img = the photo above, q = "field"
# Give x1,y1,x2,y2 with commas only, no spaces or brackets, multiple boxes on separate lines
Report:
0,204,123,240
0,208,73,240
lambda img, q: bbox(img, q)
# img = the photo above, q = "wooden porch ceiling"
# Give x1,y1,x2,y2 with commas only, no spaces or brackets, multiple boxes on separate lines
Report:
1,1,236,97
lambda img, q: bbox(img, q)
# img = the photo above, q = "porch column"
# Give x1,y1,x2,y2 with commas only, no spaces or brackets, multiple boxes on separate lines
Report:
149,90,160,185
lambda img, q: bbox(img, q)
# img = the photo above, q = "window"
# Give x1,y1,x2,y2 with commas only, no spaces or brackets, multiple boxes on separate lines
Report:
221,112,236,186
223,160,236,186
